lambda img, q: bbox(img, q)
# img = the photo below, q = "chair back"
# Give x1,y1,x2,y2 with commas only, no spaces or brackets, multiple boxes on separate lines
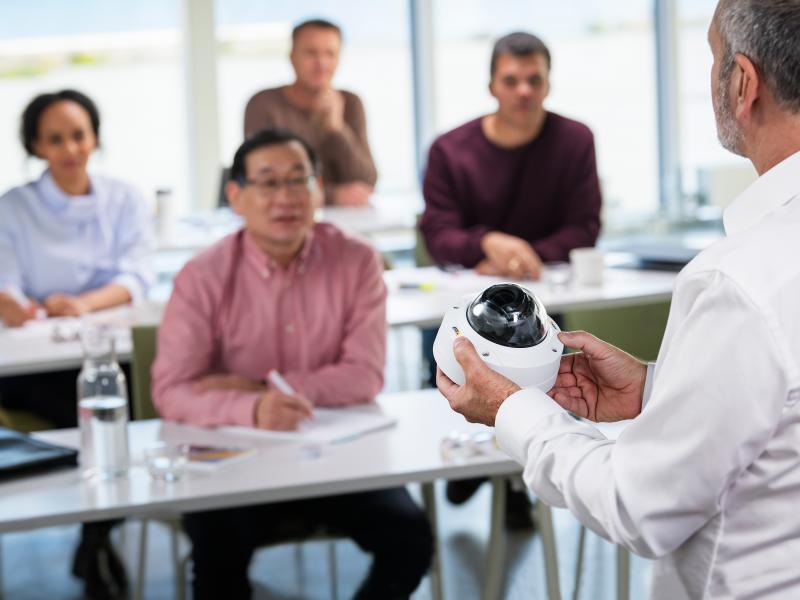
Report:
563,300,671,361
131,325,159,420
217,166,231,208
415,214,434,267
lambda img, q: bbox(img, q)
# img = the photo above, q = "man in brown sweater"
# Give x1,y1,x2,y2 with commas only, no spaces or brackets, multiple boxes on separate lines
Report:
244,19,377,206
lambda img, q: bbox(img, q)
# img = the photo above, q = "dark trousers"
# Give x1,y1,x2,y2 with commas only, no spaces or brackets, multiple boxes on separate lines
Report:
0,368,82,428
0,364,133,429
183,487,433,600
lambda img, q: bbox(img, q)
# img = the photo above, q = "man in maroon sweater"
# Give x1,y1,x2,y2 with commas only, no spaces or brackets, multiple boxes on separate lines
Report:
420,31,603,524
420,31,602,280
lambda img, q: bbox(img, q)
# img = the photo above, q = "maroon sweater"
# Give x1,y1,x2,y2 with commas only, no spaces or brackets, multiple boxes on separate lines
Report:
420,113,602,267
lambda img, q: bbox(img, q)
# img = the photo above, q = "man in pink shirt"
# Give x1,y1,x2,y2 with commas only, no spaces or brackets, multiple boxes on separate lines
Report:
152,128,432,599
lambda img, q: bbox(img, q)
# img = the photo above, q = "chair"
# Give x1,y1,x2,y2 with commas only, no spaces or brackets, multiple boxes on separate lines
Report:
130,325,159,421
129,326,446,600
563,300,671,600
0,405,54,434
562,299,671,362
130,325,182,599
132,324,342,599
217,166,231,208
414,213,434,269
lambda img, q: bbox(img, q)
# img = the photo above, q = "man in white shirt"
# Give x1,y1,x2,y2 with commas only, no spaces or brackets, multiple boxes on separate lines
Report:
437,1,800,598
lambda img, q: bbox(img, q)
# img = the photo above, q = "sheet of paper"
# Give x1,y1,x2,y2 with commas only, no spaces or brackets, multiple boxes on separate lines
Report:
220,403,397,444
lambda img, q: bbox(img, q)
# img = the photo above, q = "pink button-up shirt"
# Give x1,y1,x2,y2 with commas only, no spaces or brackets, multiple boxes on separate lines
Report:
152,223,387,427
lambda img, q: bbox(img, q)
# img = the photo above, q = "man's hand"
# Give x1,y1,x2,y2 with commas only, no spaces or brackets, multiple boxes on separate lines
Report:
474,259,501,276
480,231,543,280
549,331,647,422
332,181,373,206
43,293,90,317
436,336,521,426
254,388,314,431
312,89,345,133
0,292,39,327
193,373,266,393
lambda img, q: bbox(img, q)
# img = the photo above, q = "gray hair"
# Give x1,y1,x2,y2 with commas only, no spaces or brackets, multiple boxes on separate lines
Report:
714,0,800,113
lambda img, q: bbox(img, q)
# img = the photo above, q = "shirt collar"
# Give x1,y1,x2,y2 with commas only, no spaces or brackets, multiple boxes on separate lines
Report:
35,169,98,220
723,149,800,236
241,227,316,277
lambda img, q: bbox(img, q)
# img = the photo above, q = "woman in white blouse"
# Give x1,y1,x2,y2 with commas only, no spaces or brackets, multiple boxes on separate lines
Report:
0,89,153,328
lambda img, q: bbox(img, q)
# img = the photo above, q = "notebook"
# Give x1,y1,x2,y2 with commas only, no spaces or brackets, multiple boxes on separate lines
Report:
221,404,397,444
0,427,79,480
184,444,256,471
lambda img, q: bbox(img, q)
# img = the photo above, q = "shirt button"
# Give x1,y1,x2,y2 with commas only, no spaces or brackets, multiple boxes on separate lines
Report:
286,323,294,333
298,266,306,275
261,270,269,279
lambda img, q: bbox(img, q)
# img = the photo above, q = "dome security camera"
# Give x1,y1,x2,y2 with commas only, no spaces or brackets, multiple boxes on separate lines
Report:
433,283,563,390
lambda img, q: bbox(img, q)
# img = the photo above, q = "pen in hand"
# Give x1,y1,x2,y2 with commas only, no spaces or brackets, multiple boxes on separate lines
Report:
267,369,314,421
267,369,296,395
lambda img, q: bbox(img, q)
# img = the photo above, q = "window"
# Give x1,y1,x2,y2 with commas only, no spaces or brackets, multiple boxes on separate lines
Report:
215,0,417,193
675,0,755,214
0,0,185,211
1,1,745,234
432,0,659,228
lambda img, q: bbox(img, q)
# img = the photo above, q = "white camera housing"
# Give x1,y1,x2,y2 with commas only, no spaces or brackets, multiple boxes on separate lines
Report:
433,283,563,391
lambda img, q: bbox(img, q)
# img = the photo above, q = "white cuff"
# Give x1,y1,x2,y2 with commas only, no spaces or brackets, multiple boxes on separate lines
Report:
111,274,146,304
495,388,566,465
641,362,657,410
2,284,29,305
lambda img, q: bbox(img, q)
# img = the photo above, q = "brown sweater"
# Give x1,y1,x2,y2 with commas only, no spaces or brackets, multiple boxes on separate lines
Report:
244,86,378,201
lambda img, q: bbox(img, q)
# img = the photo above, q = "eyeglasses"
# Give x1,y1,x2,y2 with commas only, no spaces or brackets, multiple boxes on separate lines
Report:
237,174,316,198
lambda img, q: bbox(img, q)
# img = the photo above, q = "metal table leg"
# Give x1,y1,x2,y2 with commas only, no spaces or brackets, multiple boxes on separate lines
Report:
483,476,507,600
134,519,149,600
421,482,444,600
534,500,562,600
572,526,587,600
616,545,630,600
0,535,4,599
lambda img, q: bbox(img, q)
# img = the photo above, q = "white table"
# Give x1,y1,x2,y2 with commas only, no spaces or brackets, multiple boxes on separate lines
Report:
385,265,676,328
0,390,514,531
0,266,674,378
0,390,521,600
0,303,164,378
157,194,420,254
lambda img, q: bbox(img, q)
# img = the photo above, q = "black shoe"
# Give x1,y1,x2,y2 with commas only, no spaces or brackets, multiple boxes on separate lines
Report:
504,488,535,531
445,477,486,505
72,525,128,599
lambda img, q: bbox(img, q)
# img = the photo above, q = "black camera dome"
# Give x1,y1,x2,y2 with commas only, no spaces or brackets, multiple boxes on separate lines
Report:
466,284,548,348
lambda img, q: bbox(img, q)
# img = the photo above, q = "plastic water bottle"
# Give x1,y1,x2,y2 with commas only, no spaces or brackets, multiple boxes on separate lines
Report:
77,325,130,480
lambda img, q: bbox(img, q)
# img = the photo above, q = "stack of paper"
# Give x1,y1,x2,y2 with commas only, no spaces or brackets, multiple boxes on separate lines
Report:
220,403,396,444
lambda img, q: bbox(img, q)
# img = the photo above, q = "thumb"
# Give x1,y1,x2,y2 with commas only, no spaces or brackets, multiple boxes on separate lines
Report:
452,336,486,375
558,330,611,359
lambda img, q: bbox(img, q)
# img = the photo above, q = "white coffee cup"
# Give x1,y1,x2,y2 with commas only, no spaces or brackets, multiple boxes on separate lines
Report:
569,247,605,286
